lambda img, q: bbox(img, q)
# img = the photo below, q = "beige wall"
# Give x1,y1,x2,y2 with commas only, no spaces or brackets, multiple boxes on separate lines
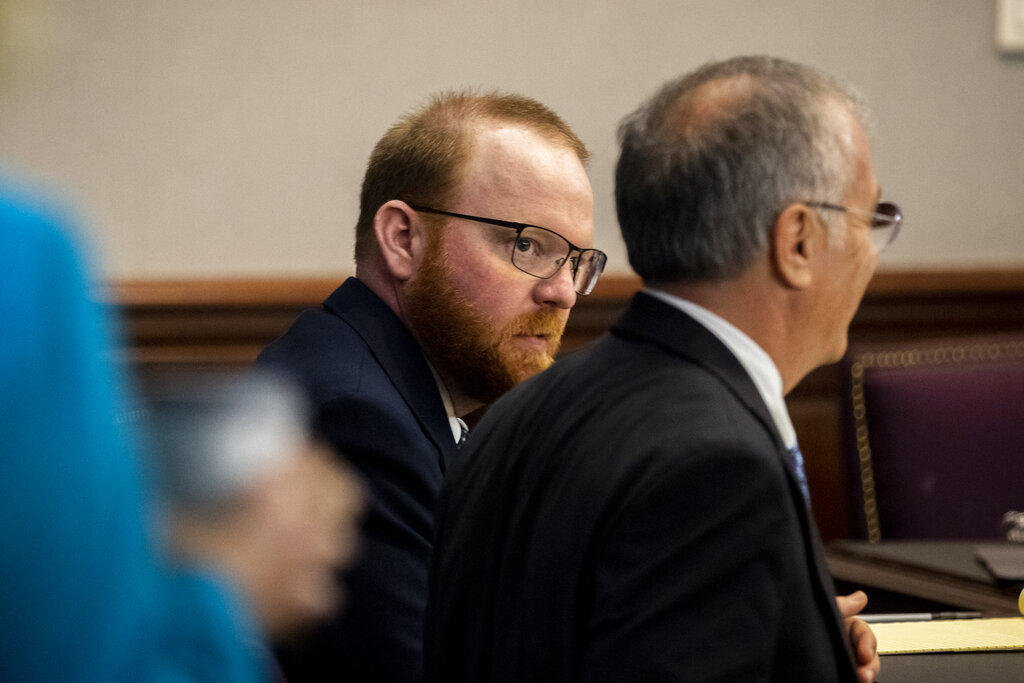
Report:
1,0,1022,279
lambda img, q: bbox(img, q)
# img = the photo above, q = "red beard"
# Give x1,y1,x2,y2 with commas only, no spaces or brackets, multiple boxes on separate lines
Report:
403,237,565,404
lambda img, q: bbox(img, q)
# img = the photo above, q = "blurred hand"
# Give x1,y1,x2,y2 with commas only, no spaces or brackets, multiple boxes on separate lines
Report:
171,440,364,638
836,591,880,683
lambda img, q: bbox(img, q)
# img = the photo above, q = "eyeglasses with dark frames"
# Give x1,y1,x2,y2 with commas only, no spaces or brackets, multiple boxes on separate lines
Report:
409,205,607,296
804,201,903,254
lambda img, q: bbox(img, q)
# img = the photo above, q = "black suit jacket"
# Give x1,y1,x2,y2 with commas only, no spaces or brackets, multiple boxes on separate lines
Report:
257,277,456,682
426,292,857,682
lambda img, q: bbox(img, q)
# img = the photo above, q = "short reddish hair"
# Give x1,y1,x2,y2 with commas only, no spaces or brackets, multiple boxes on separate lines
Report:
354,90,589,261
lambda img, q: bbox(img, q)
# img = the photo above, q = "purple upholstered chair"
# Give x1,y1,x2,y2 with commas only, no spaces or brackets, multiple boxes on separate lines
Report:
839,333,1024,542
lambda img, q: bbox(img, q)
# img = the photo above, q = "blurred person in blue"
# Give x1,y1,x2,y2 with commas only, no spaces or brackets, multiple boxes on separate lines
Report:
0,183,363,681
147,370,365,642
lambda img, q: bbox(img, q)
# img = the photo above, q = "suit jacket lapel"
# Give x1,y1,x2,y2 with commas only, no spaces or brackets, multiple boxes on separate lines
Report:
612,292,784,448
613,292,856,671
324,278,457,471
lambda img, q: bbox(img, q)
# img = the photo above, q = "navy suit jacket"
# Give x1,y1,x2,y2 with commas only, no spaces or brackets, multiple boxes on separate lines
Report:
257,277,456,682
426,292,857,682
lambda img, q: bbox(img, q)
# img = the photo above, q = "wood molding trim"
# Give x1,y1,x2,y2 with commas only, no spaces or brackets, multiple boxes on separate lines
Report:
864,268,1024,294
107,277,343,307
106,268,1024,307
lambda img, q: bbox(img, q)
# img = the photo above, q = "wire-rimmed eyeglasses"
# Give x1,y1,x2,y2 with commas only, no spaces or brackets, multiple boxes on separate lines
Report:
804,201,903,254
409,205,607,295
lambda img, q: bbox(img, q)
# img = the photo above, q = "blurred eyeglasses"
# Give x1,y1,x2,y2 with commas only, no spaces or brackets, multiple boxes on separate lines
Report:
410,205,607,295
805,201,903,253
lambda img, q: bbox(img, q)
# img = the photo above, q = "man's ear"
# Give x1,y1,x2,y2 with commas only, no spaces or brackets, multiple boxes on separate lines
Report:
374,200,424,282
772,202,816,290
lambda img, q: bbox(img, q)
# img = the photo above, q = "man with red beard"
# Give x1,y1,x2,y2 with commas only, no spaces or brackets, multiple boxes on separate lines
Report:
255,90,603,682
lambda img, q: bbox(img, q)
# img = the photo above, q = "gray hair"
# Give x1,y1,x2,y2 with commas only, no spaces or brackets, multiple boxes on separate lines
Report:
146,371,311,512
615,55,872,284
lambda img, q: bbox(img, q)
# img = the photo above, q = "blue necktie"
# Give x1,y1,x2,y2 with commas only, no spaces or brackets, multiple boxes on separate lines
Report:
788,443,810,505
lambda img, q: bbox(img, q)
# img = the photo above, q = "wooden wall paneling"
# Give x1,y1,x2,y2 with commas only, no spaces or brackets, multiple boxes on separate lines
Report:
107,270,1024,541
795,269,1024,539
